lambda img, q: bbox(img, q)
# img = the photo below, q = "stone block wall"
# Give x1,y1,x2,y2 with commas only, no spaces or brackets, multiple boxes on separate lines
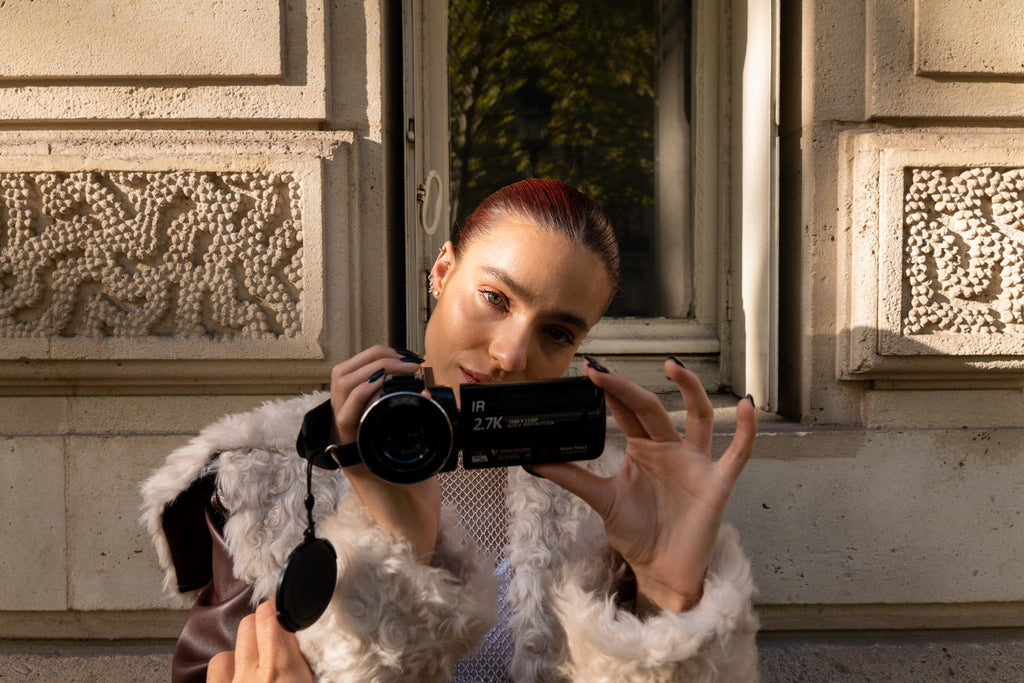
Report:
765,0,1024,639
0,0,393,657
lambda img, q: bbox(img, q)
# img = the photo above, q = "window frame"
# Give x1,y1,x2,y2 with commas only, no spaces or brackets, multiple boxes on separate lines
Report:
402,0,778,409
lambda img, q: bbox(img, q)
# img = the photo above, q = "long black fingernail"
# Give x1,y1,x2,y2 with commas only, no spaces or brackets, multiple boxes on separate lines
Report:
582,354,609,373
401,356,426,364
394,348,422,360
522,465,545,479
367,368,386,383
668,355,686,369
745,394,755,408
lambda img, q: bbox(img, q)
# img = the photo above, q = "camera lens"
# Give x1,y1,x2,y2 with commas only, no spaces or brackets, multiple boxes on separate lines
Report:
378,403,439,462
357,391,454,484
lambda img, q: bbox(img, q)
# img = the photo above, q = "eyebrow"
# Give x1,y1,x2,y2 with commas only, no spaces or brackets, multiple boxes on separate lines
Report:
481,265,591,331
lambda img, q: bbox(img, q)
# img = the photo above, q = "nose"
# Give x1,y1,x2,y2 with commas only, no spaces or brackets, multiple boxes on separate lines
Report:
488,320,531,377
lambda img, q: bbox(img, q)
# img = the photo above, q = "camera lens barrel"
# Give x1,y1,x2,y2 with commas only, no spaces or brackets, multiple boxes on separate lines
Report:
356,379,457,484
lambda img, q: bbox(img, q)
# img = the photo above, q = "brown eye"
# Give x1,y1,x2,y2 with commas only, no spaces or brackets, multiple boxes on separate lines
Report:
482,290,508,309
545,326,574,346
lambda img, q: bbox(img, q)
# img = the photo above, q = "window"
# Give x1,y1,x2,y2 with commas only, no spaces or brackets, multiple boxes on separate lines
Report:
449,0,680,320
404,0,778,407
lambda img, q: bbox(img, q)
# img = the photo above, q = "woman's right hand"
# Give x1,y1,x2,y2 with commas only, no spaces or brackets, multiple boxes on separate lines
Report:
329,346,441,560
207,600,313,683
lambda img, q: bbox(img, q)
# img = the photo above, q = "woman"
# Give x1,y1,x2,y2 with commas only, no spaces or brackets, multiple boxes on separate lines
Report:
142,179,759,682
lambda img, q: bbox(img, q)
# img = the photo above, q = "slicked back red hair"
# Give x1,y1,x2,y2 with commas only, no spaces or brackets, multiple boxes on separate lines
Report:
454,178,620,292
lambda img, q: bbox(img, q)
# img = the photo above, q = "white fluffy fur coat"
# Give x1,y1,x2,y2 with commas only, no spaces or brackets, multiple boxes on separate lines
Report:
141,393,759,682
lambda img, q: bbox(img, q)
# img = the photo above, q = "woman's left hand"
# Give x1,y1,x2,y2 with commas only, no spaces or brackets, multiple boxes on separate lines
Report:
529,358,757,614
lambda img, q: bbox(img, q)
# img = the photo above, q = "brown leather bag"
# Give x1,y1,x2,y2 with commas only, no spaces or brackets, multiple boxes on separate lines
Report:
162,471,255,683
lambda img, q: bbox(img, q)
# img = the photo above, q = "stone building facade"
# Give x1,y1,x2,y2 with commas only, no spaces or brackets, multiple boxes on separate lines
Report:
1,0,1022,679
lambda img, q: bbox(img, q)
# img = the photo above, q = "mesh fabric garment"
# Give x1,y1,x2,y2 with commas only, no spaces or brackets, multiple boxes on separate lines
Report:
438,465,515,683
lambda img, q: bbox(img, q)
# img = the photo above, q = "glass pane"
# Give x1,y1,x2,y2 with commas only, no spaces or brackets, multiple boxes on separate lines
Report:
448,0,691,318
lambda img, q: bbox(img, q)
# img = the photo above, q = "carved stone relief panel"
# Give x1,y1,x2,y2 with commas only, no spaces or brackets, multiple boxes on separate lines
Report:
0,131,362,383
901,167,1024,344
839,130,1024,380
1,170,304,342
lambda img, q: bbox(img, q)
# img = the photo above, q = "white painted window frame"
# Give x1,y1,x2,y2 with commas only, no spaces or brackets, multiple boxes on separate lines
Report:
402,0,450,348
728,0,779,410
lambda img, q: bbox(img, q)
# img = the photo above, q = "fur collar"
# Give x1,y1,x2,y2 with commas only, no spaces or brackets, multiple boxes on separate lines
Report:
140,392,330,601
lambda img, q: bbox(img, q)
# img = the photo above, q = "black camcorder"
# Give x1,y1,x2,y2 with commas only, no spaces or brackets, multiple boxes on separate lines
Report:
295,372,606,484
278,371,605,632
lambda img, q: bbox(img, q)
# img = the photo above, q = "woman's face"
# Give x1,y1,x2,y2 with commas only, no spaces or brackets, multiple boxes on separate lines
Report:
423,216,613,395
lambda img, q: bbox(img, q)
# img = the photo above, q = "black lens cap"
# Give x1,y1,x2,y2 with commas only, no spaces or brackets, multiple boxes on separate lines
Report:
275,536,337,632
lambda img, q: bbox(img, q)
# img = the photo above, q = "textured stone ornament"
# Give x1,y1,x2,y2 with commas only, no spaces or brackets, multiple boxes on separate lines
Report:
839,129,1024,379
0,170,303,340
902,167,1024,338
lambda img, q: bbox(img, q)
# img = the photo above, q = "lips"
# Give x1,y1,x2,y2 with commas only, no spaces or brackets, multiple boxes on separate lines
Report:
459,366,495,384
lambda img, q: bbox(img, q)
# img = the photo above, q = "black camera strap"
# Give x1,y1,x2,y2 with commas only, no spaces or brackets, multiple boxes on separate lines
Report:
280,376,446,630
296,398,361,470
277,395,373,632
275,456,337,632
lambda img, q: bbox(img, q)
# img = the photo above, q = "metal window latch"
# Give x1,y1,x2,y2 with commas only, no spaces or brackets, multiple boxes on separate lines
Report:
417,170,443,236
